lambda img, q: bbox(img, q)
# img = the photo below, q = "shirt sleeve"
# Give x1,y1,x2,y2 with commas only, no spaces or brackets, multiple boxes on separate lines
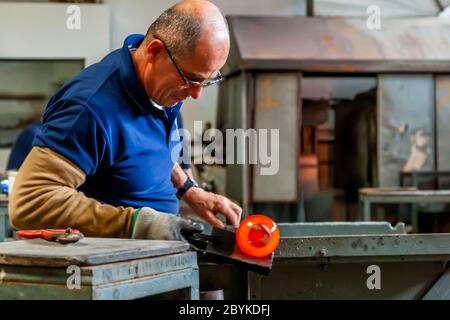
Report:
33,100,109,176
8,146,135,238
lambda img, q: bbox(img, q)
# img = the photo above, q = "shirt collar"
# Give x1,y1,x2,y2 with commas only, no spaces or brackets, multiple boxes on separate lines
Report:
149,98,164,111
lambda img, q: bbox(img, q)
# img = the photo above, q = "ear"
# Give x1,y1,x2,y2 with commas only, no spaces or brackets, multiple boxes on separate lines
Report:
145,39,164,62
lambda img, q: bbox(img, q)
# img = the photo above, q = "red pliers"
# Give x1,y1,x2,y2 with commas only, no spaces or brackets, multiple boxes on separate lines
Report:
16,227,84,244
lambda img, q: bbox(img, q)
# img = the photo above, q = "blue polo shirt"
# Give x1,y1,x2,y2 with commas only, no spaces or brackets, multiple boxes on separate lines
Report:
34,34,182,214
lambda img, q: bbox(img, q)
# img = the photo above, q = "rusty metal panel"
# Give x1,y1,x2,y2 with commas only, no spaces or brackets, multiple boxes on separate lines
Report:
225,16,450,73
436,75,450,171
377,74,435,187
216,73,250,211
252,73,299,202
314,0,440,17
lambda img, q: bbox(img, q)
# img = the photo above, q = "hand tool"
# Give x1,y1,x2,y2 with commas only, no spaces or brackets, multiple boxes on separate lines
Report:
16,227,84,244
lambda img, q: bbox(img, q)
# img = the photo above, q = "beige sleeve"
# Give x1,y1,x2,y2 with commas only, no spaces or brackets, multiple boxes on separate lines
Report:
8,146,136,238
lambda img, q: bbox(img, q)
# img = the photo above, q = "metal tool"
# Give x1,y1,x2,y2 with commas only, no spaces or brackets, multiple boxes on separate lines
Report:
182,226,274,275
16,227,84,244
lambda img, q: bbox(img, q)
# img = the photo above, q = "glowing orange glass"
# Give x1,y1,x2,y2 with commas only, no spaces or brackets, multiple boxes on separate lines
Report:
236,214,280,258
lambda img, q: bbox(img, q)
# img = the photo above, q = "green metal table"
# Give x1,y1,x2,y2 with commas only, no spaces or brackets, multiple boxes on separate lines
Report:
359,187,450,232
247,222,450,300
0,237,199,300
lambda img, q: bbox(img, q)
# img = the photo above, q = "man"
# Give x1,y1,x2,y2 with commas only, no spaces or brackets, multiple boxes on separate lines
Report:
9,0,242,240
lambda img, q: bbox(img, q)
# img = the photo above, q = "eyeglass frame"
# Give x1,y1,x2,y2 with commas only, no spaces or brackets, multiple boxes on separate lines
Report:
152,34,223,88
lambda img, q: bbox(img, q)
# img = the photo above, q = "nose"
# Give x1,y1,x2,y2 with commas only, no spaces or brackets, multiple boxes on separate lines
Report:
189,85,203,100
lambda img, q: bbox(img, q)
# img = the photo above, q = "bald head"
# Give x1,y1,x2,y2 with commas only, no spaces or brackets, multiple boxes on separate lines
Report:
173,0,223,19
145,0,229,60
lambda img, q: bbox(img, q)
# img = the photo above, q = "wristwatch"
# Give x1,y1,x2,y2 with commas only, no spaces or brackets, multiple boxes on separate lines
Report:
176,177,199,200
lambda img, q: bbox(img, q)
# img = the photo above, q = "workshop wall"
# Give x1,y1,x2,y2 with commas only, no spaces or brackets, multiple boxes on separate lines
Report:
0,61,84,170
0,2,109,171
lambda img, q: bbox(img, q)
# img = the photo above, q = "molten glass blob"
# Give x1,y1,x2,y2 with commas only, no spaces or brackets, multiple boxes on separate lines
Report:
236,215,280,258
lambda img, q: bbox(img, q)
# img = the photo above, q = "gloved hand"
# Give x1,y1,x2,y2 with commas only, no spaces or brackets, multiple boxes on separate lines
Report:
131,207,204,241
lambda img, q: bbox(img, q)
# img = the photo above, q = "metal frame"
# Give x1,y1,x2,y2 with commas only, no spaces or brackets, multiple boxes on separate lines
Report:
399,170,450,188
359,188,450,232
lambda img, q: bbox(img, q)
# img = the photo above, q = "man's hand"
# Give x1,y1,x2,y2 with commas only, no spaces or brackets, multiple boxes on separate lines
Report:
182,187,242,228
132,207,204,240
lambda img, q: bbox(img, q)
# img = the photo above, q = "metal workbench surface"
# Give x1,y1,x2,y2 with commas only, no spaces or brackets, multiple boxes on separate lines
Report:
275,233,450,261
0,237,190,267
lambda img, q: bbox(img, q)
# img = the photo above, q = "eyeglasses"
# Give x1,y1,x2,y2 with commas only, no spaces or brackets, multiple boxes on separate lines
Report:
153,34,223,88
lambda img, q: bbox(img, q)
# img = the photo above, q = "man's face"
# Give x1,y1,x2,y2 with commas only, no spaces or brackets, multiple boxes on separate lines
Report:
142,35,229,107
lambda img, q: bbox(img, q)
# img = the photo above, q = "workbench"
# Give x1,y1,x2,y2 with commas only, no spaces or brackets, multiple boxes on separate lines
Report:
399,170,450,188
0,237,199,300
198,222,450,299
399,171,450,233
248,222,450,300
359,187,450,232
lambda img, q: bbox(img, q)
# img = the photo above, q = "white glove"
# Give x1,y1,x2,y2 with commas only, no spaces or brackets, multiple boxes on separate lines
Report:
131,207,203,241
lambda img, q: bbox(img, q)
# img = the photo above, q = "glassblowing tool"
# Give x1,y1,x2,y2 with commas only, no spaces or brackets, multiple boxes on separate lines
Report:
182,214,280,275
